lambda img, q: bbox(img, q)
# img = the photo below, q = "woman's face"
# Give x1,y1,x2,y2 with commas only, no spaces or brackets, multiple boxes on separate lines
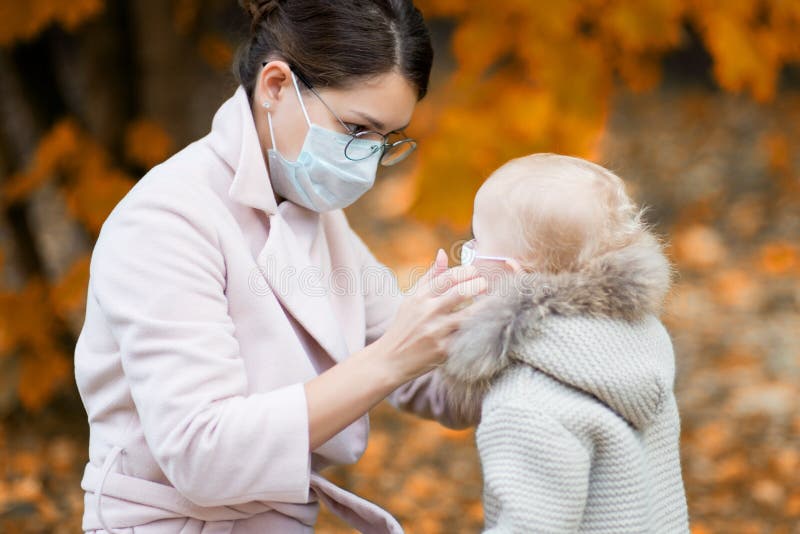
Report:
253,61,418,162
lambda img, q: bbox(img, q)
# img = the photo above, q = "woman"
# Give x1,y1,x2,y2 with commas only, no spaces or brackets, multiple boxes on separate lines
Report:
74,1,485,533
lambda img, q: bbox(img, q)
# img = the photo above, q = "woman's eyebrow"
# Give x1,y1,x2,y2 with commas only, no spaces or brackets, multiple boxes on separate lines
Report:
349,110,409,133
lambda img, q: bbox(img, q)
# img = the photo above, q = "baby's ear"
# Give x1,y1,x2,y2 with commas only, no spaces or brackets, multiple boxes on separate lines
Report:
505,258,523,273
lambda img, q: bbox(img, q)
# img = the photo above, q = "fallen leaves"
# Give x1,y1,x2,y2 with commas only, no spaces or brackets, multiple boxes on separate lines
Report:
672,224,728,270
759,242,798,276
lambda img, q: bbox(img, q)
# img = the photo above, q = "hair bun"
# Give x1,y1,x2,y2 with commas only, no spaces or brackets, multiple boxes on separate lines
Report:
239,0,281,28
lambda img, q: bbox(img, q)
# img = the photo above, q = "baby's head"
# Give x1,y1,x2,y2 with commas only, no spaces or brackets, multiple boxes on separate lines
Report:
471,153,646,274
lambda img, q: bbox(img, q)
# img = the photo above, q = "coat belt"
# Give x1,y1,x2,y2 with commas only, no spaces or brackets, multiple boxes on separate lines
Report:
80,446,403,534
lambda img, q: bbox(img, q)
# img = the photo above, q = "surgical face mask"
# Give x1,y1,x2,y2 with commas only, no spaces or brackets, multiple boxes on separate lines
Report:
460,238,514,265
265,73,380,212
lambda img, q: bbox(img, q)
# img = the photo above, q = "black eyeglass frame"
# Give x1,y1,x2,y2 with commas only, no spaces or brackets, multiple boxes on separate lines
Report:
261,61,418,166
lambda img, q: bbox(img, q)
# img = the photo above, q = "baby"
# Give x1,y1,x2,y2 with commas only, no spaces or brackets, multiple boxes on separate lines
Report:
442,154,690,533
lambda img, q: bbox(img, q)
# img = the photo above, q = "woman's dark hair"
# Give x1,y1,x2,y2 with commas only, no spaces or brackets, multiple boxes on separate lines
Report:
234,0,433,100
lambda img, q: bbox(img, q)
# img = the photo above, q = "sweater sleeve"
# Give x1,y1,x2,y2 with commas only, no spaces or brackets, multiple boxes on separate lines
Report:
89,184,311,507
346,227,479,429
478,404,591,533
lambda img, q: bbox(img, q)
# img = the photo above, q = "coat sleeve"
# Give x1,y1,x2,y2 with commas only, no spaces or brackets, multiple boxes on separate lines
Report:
478,404,591,533
346,227,479,429
89,183,311,507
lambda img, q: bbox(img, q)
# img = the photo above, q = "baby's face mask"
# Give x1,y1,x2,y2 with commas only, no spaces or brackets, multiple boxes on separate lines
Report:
460,238,514,266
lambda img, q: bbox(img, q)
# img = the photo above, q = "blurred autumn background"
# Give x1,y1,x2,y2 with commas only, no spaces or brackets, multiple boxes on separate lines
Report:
0,0,799,532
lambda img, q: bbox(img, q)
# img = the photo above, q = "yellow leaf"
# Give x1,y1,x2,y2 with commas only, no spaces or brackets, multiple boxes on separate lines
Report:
50,256,91,320
198,34,235,72
64,166,133,235
452,15,513,80
672,224,727,270
691,1,782,101
759,242,798,276
0,0,104,45
173,0,199,35
18,346,71,412
124,119,175,169
1,120,81,205
711,269,759,311
601,0,685,53
762,132,792,174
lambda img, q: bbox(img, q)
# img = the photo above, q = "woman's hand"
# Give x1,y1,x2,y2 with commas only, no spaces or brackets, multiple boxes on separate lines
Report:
303,249,486,450
373,248,488,384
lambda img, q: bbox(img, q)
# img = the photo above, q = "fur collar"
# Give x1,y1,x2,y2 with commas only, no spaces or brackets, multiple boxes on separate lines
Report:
440,232,673,427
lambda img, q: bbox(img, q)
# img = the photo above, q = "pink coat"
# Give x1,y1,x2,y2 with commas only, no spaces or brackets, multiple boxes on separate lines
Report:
74,85,465,534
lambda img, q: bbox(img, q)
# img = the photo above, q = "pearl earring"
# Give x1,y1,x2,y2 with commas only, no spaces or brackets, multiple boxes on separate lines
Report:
262,101,271,109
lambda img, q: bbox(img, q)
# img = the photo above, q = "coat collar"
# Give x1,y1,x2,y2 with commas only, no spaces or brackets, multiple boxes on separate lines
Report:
205,86,359,363
441,232,675,428
208,85,279,215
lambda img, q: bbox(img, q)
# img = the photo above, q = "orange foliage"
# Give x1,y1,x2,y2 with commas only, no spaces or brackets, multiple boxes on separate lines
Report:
198,34,235,71
0,0,104,45
0,2,799,532
1,278,71,412
409,0,800,228
173,0,200,36
124,119,175,169
762,131,792,174
725,194,765,239
318,402,483,532
672,224,727,270
787,493,800,517
49,256,91,321
0,119,136,411
3,119,136,235
758,242,798,276
691,0,800,102
711,269,759,311
2,120,82,204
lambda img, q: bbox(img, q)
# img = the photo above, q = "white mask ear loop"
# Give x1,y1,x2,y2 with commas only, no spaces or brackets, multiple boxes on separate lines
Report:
266,109,279,153
290,71,312,127
266,72,312,155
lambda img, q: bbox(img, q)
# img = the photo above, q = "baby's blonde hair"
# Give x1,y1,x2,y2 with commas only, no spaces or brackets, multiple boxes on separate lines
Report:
479,153,647,273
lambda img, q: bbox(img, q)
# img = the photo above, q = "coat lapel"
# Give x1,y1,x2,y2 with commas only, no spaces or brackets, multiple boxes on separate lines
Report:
255,213,351,362
207,85,353,363
317,215,367,357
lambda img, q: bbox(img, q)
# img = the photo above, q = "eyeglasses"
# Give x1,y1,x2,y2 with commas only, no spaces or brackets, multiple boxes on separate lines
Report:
293,71,417,166
460,239,514,266
286,65,418,166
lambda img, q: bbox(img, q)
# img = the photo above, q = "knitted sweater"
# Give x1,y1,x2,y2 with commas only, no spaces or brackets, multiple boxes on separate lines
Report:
441,233,690,533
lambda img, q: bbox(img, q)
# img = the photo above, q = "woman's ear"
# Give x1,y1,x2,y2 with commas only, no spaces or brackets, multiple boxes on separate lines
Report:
257,60,293,107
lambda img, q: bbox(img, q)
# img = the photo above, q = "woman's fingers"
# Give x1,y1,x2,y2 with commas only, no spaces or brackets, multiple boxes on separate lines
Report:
437,275,488,311
425,264,484,297
414,248,449,290
434,248,448,273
